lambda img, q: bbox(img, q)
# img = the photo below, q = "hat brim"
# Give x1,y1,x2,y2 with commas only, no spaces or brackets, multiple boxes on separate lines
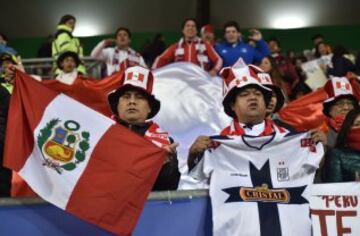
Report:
322,94,359,117
223,84,273,118
108,84,161,119
57,52,81,69
266,85,285,113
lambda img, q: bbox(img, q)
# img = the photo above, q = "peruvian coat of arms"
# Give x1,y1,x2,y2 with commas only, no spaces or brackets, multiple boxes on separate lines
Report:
37,119,90,174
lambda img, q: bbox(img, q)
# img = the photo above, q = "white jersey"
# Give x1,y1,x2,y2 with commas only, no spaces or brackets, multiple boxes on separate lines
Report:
91,40,147,75
190,132,324,236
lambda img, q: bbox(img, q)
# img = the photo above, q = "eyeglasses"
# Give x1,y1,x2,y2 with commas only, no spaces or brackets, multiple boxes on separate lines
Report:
333,100,354,108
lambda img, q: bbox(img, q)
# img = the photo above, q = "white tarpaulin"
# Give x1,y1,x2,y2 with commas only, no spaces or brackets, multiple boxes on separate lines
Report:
152,62,231,189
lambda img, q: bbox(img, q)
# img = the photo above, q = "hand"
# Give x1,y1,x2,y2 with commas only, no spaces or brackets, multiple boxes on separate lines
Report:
163,142,179,156
310,129,327,146
208,69,217,77
189,136,212,156
248,29,262,41
104,38,115,46
163,142,179,164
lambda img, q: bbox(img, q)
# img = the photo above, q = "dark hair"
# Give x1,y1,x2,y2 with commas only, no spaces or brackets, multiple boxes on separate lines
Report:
0,33,8,42
115,27,132,38
333,45,349,57
311,34,324,42
223,21,240,33
260,56,283,87
335,107,360,148
267,37,280,46
181,18,197,30
59,14,76,25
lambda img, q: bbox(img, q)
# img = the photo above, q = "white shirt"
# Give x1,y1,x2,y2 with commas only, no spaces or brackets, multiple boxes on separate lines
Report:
91,40,147,76
191,132,324,236
55,70,78,85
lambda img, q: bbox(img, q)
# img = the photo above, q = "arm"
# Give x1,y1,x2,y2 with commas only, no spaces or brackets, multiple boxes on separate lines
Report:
152,139,180,191
205,42,223,75
90,39,113,60
151,44,176,69
187,136,212,171
252,39,271,63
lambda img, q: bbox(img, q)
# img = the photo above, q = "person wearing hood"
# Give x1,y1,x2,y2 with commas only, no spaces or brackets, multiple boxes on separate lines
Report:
52,14,86,75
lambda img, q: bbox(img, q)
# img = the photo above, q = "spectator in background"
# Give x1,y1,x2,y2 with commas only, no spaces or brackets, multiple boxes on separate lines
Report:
327,45,356,77
323,107,360,182
52,14,86,75
0,33,17,56
91,27,146,76
215,21,270,67
37,35,54,58
200,24,215,46
267,38,300,98
312,34,325,47
0,53,24,197
152,18,222,76
55,51,83,85
322,77,359,148
107,66,180,190
314,41,333,75
314,42,332,59
142,33,166,67
259,56,291,99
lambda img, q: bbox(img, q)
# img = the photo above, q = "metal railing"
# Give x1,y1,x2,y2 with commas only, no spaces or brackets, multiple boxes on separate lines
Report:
0,189,209,207
21,57,104,80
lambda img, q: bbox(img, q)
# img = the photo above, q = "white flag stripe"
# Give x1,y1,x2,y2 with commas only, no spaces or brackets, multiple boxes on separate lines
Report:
19,94,115,209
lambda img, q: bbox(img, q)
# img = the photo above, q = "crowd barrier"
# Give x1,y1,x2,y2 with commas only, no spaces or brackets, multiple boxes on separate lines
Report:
0,190,212,236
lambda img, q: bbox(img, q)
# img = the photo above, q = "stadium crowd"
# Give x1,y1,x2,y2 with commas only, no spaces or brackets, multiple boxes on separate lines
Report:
0,14,359,198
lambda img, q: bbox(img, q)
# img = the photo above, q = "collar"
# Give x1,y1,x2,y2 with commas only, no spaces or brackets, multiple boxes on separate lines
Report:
55,70,78,85
117,118,151,136
238,121,265,136
57,24,73,33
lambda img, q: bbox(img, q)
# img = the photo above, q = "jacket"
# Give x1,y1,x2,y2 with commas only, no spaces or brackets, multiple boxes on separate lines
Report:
152,37,222,72
52,24,86,74
0,84,12,197
323,148,360,182
215,39,270,67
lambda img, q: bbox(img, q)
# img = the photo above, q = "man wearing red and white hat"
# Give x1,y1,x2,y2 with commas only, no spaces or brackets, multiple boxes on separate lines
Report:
187,64,284,169
108,66,180,190
322,77,359,147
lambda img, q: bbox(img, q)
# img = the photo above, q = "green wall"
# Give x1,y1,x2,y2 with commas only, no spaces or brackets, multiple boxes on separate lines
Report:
9,24,360,58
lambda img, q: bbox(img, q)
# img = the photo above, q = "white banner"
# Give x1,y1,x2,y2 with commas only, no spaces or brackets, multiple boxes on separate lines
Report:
152,62,231,189
309,183,360,236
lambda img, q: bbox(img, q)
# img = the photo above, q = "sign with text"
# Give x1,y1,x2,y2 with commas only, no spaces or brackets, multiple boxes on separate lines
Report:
309,183,360,236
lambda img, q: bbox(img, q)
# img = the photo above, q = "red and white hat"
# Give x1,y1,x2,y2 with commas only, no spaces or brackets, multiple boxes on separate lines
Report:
255,67,286,113
220,63,272,117
200,24,214,34
107,66,160,119
323,77,358,116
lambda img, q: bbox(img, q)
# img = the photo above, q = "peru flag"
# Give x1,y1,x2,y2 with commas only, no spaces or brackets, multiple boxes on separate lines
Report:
4,71,166,235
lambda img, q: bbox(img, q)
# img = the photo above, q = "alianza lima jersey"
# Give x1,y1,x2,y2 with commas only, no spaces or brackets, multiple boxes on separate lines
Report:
190,132,324,236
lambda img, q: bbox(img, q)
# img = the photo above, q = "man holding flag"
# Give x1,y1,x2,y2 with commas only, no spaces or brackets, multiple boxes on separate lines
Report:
3,65,176,235
107,66,180,190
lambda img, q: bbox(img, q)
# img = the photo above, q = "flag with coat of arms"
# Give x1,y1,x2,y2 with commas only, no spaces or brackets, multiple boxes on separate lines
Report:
4,70,166,236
